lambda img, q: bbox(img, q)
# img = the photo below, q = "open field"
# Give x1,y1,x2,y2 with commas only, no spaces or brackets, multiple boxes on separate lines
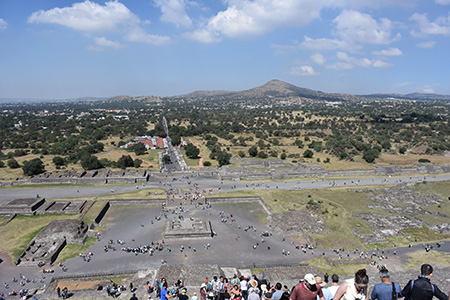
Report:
55,237,97,264
404,250,450,270
0,214,79,261
305,256,369,275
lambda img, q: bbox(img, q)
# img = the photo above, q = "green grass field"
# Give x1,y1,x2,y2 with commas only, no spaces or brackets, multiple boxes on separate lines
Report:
55,237,97,264
0,214,79,261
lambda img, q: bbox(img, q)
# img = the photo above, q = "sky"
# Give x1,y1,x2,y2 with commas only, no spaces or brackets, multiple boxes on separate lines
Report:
1,0,450,99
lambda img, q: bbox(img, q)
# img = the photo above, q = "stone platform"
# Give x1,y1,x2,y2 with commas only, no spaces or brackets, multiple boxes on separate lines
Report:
164,217,212,240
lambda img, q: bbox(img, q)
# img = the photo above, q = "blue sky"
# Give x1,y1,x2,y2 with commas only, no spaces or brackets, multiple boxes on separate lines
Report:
1,0,450,99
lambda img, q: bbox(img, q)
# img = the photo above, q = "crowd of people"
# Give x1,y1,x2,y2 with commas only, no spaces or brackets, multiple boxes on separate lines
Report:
127,264,448,300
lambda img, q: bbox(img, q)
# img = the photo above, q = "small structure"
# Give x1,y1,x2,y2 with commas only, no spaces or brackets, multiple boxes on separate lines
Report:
18,219,88,266
164,218,212,240
0,197,45,216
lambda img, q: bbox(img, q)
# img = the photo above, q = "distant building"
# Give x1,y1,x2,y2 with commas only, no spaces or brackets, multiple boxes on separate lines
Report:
121,136,168,150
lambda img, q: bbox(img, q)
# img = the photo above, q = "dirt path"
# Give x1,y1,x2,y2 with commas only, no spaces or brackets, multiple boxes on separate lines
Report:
188,139,204,168
140,159,158,168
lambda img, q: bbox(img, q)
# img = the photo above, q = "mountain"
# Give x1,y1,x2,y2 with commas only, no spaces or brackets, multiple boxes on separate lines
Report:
175,79,364,101
101,80,450,103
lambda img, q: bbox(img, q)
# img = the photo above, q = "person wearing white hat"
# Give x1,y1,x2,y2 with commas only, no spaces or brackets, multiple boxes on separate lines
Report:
290,274,325,300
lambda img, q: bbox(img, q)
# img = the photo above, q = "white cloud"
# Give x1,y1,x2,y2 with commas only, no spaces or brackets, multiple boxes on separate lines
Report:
126,26,171,45
154,0,192,27
28,1,170,46
396,82,411,87
300,36,347,51
410,13,450,36
300,10,399,52
290,65,319,76
28,0,138,32
416,41,436,48
93,36,124,50
310,53,326,65
0,18,7,30
372,48,403,56
186,0,325,42
328,51,393,69
423,88,434,93
334,10,400,46
435,0,450,4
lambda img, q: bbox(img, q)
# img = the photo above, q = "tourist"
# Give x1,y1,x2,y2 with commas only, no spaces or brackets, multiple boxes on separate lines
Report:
192,292,199,300
332,269,368,300
130,293,139,300
249,287,261,300
180,289,189,300
240,276,249,300
217,277,226,300
230,284,242,300
315,276,331,300
201,284,208,300
370,267,402,300
290,274,325,300
401,264,447,300
271,283,284,300
162,282,172,300
57,286,61,297
327,275,339,298
212,276,219,300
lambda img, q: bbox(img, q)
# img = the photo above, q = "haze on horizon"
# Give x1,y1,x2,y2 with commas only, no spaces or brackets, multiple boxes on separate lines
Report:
1,0,450,99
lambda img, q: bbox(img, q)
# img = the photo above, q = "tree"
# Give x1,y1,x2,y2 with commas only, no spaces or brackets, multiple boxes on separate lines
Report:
7,158,20,169
362,148,380,163
303,149,314,158
258,151,268,159
81,155,103,170
53,156,65,166
117,155,134,169
203,161,212,166
171,135,181,146
238,151,246,158
22,158,45,176
217,151,232,167
134,159,142,168
0,160,4,168
280,153,287,160
248,146,258,157
128,143,147,155
185,143,200,159
162,154,171,164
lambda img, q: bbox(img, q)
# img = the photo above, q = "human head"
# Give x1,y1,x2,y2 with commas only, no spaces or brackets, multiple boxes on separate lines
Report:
314,276,326,287
331,274,339,283
275,283,282,290
420,264,433,276
354,269,368,293
304,274,316,285
163,282,168,288
379,266,390,278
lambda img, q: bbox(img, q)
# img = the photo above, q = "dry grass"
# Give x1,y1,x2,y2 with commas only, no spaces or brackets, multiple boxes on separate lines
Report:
404,250,450,270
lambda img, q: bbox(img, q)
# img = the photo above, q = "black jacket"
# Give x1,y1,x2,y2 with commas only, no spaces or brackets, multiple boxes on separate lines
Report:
401,276,447,300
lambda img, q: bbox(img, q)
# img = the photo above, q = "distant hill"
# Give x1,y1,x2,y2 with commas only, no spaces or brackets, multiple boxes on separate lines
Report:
174,79,364,101
362,92,450,101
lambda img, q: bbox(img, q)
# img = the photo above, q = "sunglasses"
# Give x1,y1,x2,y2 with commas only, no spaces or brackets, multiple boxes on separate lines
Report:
355,283,367,292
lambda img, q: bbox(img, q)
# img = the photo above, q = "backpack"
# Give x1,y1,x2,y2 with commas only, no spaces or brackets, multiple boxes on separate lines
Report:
407,280,435,300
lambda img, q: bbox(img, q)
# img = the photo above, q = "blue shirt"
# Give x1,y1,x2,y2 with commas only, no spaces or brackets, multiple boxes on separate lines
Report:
371,282,402,300
161,287,169,300
317,288,332,300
